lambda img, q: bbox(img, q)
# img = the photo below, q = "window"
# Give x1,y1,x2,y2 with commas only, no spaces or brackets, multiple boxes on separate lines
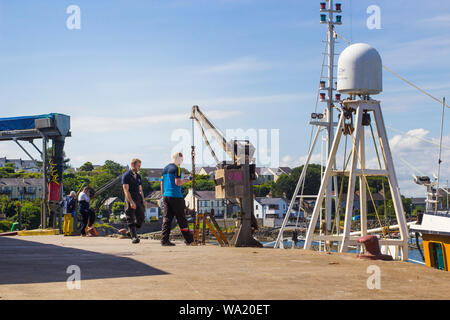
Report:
256,205,259,210
429,242,446,271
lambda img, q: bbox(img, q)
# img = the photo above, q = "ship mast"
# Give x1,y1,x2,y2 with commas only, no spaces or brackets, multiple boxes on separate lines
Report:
273,1,343,249
320,0,342,231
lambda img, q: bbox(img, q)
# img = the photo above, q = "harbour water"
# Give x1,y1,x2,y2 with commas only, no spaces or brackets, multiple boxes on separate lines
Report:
261,238,425,265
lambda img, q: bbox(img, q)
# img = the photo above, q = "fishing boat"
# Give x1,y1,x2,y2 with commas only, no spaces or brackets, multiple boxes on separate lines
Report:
410,176,450,271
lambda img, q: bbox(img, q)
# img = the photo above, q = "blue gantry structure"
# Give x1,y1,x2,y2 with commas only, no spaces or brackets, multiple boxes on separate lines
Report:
0,113,71,229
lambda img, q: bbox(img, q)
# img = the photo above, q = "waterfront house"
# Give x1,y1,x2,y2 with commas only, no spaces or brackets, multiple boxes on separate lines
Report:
0,178,43,201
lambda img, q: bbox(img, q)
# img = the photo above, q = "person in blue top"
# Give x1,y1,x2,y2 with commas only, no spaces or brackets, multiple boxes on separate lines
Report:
160,152,193,246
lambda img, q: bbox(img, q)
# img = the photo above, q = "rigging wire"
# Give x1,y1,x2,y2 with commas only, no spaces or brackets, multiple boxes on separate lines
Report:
436,97,446,211
369,123,388,222
289,39,330,235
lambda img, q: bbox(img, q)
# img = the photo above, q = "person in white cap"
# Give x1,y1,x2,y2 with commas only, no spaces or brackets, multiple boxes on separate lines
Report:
62,191,77,236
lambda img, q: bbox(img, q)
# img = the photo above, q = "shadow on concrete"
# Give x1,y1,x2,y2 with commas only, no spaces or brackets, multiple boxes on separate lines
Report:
0,237,168,285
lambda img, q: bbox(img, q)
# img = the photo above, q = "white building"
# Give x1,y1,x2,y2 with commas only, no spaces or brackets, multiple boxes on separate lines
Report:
143,168,164,182
145,202,160,221
253,197,288,219
184,189,239,217
0,157,39,173
195,167,216,178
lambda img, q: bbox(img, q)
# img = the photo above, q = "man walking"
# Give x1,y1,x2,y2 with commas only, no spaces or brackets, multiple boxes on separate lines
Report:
160,152,193,246
122,158,146,244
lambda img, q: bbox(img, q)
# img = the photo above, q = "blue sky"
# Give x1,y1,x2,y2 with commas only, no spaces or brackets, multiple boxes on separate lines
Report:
0,0,449,196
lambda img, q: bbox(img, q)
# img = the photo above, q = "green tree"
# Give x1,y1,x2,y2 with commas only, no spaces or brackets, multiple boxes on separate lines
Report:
102,160,124,176
181,174,215,196
412,205,424,217
18,202,41,230
0,196,18,218
272,164,323,199
79,162,94,172
112,202,125,215
254,182,273,197
139,169,152,197
402,197,413,216
0,164,15,176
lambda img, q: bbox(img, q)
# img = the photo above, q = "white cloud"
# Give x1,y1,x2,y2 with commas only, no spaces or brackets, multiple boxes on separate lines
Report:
390,128,431,152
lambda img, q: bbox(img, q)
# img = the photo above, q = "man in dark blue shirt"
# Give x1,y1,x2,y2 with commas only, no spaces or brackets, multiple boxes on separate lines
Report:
122,158,146,244
160,152,193,246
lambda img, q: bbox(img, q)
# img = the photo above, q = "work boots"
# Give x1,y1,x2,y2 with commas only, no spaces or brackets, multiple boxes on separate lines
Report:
129,225,140,244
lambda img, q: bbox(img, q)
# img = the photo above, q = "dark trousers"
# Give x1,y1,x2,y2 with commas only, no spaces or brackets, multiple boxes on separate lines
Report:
162,197,193,244
80,209,95,235
125,200,145,237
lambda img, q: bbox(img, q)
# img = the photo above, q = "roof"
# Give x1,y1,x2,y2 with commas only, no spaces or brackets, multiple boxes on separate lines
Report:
0,178,42,187
147,190,162,199
199,167,216,175
255,197,286,205
104,197,121,206
0,158,37,168
194,190,217,200
410,197,426,205
279,167,292,174
255,167,273,176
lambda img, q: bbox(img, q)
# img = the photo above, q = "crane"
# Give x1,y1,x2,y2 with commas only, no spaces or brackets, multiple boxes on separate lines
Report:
190,105,261,247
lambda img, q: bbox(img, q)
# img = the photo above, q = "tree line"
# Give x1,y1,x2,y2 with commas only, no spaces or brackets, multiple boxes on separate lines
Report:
0,160,420,232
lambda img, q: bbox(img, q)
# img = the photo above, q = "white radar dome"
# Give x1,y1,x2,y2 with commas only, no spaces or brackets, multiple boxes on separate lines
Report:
337,43,382,95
